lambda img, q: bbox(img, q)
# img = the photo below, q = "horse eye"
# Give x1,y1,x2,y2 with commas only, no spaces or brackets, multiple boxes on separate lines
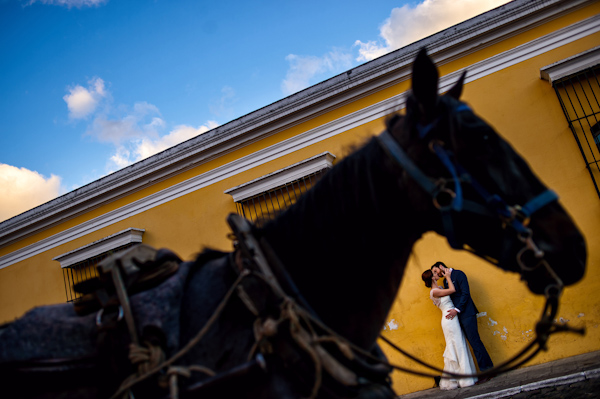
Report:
483,135,489,141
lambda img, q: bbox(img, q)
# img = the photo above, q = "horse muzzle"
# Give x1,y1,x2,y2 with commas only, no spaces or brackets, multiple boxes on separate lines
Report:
519,232,586,295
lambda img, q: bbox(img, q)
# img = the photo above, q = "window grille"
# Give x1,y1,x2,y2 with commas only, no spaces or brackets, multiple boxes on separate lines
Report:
552,65,600,198
62,242,139,302
235,169,327,226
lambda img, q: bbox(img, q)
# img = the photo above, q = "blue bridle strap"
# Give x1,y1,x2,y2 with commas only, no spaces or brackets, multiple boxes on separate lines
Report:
521,190,559,217
377,130,437,195
417,104,471,139
378,130,464,248
377,103,558,250
455,162,558,234
431,143,462,211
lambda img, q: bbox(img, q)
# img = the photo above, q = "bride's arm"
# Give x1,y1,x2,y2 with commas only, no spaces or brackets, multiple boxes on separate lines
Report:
431,286,455,298
431,270,456,298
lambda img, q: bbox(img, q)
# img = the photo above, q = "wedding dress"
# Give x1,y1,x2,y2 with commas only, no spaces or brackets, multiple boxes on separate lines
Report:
431,288,478,389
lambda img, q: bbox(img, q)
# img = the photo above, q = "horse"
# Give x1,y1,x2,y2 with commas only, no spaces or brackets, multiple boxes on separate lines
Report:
0,49,586,399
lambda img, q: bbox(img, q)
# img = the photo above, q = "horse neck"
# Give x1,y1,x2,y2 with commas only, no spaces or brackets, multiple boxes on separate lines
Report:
258,137,429,348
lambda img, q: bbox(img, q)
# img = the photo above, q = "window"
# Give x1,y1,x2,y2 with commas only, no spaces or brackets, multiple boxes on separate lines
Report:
541,47,600,198
53,228,145,302
225,152,335,225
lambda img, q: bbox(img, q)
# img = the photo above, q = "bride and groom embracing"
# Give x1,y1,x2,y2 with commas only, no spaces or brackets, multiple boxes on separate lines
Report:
421,261,494,390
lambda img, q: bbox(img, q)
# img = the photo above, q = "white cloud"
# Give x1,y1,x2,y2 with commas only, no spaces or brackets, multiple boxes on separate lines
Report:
109,146,132,170
210,86,236,118
25,0,108,8
106,121,219,172
87,101,162,144
281,48,353,95
89,116,140,143
63,77,220,177
0,164,62,222
355,0,511,62
64,77,106,119
134,122,219,161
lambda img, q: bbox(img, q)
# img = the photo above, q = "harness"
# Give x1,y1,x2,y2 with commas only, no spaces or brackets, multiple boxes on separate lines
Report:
375,101,584,380
226,214,395,398
377,104,557,266
61,108,583,394
72,215,394,399
4,100,583,396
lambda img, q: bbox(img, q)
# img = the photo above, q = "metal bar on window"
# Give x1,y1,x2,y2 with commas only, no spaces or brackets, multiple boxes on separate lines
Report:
553,66,600,198
63,242,140,302
283,183,293,204
260,193,270,220
250,197,259,222
231,168,330,223
266,191,277,216
62,268,70,303
301,176,309,193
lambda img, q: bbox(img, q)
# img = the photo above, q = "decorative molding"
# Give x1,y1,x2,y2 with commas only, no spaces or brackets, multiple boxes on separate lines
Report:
1,6,600,270
540,46,600,84
0,0,591,249
52,228,145,268
225,152,336,202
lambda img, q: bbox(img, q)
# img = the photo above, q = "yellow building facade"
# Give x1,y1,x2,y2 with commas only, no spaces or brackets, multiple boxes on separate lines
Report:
1,0,599,395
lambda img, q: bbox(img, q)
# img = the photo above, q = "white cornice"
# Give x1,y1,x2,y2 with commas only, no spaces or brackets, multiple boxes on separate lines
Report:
0,0,592,249
52,228,144,268
540,45,600,84
224,152,336,202
1,2,599,270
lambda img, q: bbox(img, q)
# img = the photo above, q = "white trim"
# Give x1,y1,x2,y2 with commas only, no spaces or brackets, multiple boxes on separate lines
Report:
0,0,591,248
53,228,145,268
224,152,336,202
540,46,600,84
466,367,600,399
1,10,599,270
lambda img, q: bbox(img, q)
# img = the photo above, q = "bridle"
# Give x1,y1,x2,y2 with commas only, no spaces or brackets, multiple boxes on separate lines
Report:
374,100,584,379
378,102,557,270
91,101,583,397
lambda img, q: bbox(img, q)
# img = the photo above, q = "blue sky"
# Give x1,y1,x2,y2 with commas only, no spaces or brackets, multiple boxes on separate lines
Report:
0,0,509,222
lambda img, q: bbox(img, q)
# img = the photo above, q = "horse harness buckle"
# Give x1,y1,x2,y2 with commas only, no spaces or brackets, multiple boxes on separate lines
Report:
226,214,393,396
74,244,181,344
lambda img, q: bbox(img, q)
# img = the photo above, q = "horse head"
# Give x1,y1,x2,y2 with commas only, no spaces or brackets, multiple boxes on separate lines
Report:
385,48,586,295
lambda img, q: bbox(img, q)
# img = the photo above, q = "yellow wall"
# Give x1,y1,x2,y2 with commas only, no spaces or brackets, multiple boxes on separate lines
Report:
1,3,599,397
0,114,389,322
384,31,600,395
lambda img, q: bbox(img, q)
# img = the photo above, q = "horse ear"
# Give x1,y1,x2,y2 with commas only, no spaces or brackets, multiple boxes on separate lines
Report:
447,70,467,100
411,48,439,119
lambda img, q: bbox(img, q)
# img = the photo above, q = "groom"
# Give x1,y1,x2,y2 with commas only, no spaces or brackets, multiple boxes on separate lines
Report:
431,261,494,378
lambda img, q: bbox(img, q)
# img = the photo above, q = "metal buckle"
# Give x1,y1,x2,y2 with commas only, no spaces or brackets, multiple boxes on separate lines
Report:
433,187,456,210
432,179,456,210
516,229,545,272
512,205,531,227
96,306,124,327
428,139,445,153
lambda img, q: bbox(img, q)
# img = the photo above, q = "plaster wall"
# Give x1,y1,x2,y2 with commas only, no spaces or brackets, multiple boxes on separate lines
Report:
385,31,600,395
0,3,599,396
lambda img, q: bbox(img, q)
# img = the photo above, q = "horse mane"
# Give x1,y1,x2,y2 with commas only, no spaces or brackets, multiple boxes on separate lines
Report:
257,116,426,346
258,132,408,267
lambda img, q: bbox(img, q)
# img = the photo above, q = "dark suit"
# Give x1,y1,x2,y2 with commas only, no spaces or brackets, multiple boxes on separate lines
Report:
444,269,493,372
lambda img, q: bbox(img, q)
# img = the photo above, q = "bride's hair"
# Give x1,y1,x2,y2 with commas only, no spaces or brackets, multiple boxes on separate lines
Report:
422,269,433,288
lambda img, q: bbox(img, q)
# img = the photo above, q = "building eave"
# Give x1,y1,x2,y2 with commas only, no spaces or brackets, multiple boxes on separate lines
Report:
0,0,592,248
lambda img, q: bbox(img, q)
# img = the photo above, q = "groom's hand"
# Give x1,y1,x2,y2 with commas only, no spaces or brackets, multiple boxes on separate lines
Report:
446,309,459,319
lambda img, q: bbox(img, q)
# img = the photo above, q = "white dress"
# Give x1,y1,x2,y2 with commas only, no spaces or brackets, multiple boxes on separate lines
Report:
431,288,478,389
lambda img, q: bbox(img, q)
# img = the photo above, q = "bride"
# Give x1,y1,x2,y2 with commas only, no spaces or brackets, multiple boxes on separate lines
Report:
422,267,478,389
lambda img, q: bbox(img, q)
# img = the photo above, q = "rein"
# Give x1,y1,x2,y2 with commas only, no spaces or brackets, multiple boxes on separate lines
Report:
107,215,395,399
374,102,585,380
91,211,581,397
81,101,583,395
